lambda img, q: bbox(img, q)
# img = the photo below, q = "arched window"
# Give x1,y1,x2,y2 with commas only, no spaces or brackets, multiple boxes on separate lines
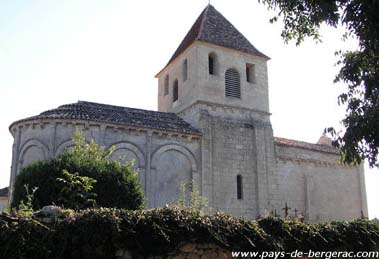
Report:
173,79,179,102
237,175,243,200
208,53,217,75
246,63,256,83
225,68,241,98
164,75,169,96
182,59,188,81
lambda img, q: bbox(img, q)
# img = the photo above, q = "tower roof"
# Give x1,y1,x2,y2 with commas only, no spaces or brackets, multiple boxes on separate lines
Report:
164,5,269,69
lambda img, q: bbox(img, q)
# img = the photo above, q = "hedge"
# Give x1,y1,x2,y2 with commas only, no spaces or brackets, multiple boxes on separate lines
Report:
0,207,379,259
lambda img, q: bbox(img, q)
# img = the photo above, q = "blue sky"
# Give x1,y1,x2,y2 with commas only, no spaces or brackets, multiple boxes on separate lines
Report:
1,0,378,218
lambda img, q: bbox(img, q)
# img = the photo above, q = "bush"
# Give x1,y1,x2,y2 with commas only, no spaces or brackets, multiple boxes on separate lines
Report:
0,207,379,259
11,130,145,210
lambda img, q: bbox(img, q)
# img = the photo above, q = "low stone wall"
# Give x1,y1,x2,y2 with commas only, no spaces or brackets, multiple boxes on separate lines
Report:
117,243,233,259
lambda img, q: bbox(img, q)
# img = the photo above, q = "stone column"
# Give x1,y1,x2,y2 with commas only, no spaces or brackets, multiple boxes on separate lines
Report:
199,111,214,209
145,131,153,208
9,126,22,202
254,124,274,216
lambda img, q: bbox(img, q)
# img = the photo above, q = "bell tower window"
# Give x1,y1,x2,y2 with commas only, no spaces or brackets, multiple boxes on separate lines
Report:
208,53,217,75
225,68,241,98
182,59,188,81
164,75,169,96
237,175,243,200
246,63,256,83
173,79,179,102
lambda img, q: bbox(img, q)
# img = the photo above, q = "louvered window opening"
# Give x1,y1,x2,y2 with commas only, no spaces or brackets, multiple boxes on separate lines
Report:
225,69,241,98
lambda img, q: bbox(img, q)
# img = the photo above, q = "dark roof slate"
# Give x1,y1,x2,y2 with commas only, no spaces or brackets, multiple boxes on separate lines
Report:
165,5,268,68
11,101,201,135
274,137,338,154
0,187,8,197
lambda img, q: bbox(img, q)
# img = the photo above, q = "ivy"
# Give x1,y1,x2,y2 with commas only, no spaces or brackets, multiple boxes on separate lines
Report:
0,207,378,259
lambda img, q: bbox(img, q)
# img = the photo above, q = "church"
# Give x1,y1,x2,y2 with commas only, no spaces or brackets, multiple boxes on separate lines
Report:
8,5,367,221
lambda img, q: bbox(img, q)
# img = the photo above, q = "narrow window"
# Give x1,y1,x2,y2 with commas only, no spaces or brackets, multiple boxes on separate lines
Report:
164,75,169,96
182,59,188,81
225,68,241,98
246,63,256,83
208,53,217,75
173,79,178,102
237,175,243,200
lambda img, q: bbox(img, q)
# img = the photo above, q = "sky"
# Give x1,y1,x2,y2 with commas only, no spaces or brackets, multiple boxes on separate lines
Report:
0,0,378,218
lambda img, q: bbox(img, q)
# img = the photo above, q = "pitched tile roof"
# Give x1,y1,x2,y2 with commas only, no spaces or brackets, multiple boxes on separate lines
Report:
274,137,338,154
163,4,269,69
0,187,8,197
10,101,201,135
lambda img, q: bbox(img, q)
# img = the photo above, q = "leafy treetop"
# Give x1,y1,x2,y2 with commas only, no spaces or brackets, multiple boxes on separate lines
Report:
259,0,379,167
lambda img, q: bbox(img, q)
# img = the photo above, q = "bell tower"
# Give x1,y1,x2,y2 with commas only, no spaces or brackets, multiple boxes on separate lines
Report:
156,5,271,120
156,5,275,218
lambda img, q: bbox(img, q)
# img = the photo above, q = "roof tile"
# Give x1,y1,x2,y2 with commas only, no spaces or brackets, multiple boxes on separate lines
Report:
11,101,201,135
274,137,338,154
164,5,268,69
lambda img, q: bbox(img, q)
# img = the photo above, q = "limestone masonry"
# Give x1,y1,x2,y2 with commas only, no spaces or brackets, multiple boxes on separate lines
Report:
9,5,367,221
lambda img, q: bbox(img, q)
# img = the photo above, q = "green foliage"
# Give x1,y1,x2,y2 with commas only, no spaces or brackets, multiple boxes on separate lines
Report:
16,184,38,218
177,180,208,214
260,0,379,167
12,129,145,210
0,207,379,259
178,182,186,208
56,169,97,210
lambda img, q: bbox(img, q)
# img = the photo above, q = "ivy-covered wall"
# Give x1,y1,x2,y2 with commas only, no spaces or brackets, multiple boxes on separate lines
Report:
0,207,378,259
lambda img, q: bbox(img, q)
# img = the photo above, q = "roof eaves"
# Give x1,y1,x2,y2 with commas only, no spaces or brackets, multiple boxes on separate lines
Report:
274,137,338,155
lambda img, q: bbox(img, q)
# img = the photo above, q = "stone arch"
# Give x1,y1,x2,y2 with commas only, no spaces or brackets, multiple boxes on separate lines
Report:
55,139,75,156
151,144,197,171
108,141,146,169
208,52,218,75
18,138,49,171
150,144,198,207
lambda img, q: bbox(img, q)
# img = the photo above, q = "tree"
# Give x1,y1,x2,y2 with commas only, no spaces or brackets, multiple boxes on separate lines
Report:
259,0,379,167
12,130,145,210
56,169,97,210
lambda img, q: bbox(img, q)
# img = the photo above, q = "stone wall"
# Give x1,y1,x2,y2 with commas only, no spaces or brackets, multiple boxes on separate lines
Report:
270,143,368,221
9,119,201,208
0,197,8,211
178,101,275,219
157,41,270,115
117,243,233,259
8,114,367,222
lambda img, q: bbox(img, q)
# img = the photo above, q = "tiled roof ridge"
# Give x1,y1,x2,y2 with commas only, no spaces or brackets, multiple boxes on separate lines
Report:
158,4,269,75
195,4,210,41
10,101,201,135
72,101,187,123
164,5,207,67
274,137,338,154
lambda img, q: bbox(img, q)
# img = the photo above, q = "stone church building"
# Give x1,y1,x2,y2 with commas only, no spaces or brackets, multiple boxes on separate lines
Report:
9,5,367,221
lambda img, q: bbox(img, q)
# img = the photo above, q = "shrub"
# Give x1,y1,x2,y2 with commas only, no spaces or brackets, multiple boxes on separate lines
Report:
1,207,379,259
56,169,97,210
11,130,145,210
